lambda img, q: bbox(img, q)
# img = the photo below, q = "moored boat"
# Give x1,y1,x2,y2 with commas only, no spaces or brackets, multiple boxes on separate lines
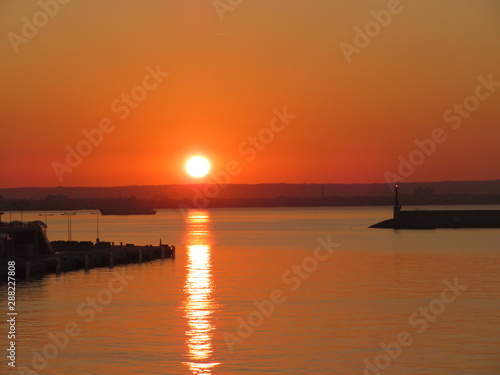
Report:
99,208,157,216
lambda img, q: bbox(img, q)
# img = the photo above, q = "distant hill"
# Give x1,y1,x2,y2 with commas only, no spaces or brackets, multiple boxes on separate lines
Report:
1,180,499,200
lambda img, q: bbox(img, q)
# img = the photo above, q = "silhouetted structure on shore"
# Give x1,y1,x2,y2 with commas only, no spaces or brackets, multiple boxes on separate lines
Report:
0,220,175,281
371,185,500,229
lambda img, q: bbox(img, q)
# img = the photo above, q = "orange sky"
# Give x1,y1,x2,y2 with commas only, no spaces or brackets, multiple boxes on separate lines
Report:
1,0,499,187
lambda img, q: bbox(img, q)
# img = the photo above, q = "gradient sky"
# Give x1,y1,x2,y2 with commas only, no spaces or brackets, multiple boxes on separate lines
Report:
1,0,499,187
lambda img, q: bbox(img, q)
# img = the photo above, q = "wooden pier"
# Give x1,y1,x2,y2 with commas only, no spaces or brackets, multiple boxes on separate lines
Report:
4,243,175,281
0,221,175,281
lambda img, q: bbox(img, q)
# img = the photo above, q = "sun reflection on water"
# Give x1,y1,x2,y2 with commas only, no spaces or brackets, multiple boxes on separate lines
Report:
183,210,220,374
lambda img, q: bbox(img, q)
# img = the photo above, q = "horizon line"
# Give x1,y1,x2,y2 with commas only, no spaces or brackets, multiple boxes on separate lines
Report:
1,179,500,190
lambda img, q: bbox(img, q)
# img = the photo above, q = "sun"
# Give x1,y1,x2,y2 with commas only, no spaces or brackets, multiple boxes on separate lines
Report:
185,156,211,178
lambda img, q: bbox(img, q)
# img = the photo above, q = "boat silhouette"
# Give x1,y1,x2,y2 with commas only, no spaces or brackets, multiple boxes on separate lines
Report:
99,208,157,216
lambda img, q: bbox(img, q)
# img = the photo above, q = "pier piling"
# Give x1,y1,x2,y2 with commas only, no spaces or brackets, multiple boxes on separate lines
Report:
84,254,90,272
56,257,62,275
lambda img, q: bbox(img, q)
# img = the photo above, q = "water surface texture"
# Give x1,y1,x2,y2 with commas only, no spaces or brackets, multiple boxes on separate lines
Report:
4,207,500,374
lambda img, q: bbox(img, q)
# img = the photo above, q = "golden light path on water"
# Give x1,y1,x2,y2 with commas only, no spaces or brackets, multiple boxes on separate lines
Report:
183,210,220,374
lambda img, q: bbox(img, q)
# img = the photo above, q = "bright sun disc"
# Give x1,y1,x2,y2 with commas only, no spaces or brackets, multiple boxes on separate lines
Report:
186,156,211,178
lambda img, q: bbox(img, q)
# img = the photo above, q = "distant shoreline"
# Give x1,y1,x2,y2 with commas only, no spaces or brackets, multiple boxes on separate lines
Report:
1,180,499,211
1,194,500,212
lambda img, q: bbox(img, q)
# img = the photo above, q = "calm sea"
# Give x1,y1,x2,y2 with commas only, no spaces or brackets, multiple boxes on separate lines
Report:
3,207,500,374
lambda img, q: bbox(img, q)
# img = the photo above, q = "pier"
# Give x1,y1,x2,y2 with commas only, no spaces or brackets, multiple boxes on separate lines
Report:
0,221,175,281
